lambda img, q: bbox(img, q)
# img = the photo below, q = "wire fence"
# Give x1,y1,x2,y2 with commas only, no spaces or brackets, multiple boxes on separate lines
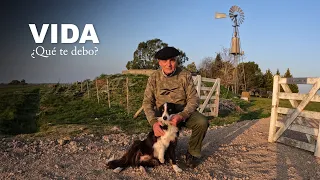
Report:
0,75,150,134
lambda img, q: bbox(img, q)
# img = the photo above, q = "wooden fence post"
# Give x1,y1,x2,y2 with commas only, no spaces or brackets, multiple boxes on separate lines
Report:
107,78,111,108
96,79,100,104
126,77,129,113
196,75,201,98
315,123,320,157
214,78,220,117
87,81,90,97
268,75,280,142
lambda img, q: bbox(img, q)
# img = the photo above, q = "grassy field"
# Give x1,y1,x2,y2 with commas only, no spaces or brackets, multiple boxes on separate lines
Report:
1,76,319,138
212,96,320,126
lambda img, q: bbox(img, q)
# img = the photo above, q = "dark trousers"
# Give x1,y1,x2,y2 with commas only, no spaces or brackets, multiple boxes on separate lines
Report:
181,111,209,158
155,109,209,158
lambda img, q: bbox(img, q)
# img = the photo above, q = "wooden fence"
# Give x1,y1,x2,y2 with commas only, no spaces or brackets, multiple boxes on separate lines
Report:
268,75,320,157
192,75,220,117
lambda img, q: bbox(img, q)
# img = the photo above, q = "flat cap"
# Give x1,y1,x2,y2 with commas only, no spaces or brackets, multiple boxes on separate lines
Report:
154,46,180,60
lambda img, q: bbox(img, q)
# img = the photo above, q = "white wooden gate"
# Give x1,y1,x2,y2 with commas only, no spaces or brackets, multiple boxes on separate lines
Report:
268,75,320,157
192,75,220,117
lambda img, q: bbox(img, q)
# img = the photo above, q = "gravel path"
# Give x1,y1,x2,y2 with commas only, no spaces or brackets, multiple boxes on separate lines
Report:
1,118,320,180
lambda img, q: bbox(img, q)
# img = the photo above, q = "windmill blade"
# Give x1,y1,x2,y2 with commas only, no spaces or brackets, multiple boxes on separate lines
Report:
229,5,245,25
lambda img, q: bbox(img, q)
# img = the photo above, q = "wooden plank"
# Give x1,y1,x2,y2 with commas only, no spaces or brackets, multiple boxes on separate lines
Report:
199,104,216,109
277,137,315,152
275,121,319,136
192,76,198,87
199,80,218,113
133,106,144,119
268,75,280,142
281,84,299,108
201,86,212,91
314,123,320,157
196,75,201,98
214,78,221,117
272,80,320,142
278,92,320,102
204,112,215,116
201,77,217,83
279,77,320,85
277,107,320,120
200,96,216,100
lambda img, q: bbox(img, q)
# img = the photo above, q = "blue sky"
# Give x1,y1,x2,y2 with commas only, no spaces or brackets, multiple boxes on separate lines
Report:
1,0,319,93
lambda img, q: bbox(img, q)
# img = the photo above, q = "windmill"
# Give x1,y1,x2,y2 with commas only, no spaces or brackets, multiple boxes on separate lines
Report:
215,5,246,95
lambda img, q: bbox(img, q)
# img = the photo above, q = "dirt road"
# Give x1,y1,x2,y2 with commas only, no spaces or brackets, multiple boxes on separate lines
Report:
1,118,320,179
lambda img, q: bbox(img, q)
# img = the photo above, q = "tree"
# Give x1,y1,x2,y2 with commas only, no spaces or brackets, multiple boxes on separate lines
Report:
126,38,189,70
211,53,223,78
185,62,198,73
276,69,280,76
238,61,263,90
8,80,20,85
198,57,215,78
20,79,27,85
262,69,273,91
283,68,299,93
217,47,236,89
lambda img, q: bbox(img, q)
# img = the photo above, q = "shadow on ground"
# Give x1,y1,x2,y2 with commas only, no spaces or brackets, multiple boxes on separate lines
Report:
176,119,258,169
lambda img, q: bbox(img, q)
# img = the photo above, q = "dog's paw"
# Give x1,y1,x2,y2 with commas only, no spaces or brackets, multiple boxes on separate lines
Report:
172,165,183,173
113,167,123,173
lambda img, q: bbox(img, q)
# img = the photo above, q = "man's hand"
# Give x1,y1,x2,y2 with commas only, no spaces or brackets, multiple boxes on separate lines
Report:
153,121,164,137
170,114,184,127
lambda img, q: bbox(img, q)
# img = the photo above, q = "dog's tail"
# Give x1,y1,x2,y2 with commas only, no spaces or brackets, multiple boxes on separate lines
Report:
106,140,142,169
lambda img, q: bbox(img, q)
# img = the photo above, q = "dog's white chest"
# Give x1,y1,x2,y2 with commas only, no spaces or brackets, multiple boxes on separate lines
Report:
153,125,178,160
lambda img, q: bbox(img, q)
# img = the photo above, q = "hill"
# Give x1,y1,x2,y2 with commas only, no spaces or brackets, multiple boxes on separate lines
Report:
1,73,319,137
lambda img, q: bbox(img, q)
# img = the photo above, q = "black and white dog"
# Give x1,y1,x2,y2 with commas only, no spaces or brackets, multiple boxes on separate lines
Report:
106,102,183,173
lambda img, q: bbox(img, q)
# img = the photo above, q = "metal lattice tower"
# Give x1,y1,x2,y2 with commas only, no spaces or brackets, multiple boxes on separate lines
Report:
215,5,246,95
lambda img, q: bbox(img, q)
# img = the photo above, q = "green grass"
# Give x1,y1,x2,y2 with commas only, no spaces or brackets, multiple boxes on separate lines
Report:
1,76,319,138
209,96,320,126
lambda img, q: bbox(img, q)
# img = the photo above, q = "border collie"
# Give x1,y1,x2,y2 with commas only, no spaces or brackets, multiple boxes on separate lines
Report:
106,102,183,173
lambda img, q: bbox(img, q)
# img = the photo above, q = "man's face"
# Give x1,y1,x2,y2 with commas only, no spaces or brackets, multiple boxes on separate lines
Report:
158,57,177,75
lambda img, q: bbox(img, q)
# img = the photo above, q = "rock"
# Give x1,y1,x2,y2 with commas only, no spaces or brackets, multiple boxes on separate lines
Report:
102,135,109,142
111,126,122,132
241,147,247,152
69,141,78,152
57,136,71,146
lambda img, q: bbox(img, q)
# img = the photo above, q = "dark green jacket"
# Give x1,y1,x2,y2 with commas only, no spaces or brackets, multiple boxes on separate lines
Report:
142,67,199,126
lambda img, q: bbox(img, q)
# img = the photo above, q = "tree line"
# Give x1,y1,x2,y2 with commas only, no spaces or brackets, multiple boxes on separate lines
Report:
126,38,299,94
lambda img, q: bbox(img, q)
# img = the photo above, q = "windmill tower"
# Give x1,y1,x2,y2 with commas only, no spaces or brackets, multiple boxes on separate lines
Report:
215,5,246,95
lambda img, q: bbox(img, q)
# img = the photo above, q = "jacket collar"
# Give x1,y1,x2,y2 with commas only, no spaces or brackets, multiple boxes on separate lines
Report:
161,68,177,77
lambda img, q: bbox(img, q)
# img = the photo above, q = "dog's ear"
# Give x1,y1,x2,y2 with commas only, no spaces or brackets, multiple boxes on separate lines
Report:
166,103,176,114
158,104,165,114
